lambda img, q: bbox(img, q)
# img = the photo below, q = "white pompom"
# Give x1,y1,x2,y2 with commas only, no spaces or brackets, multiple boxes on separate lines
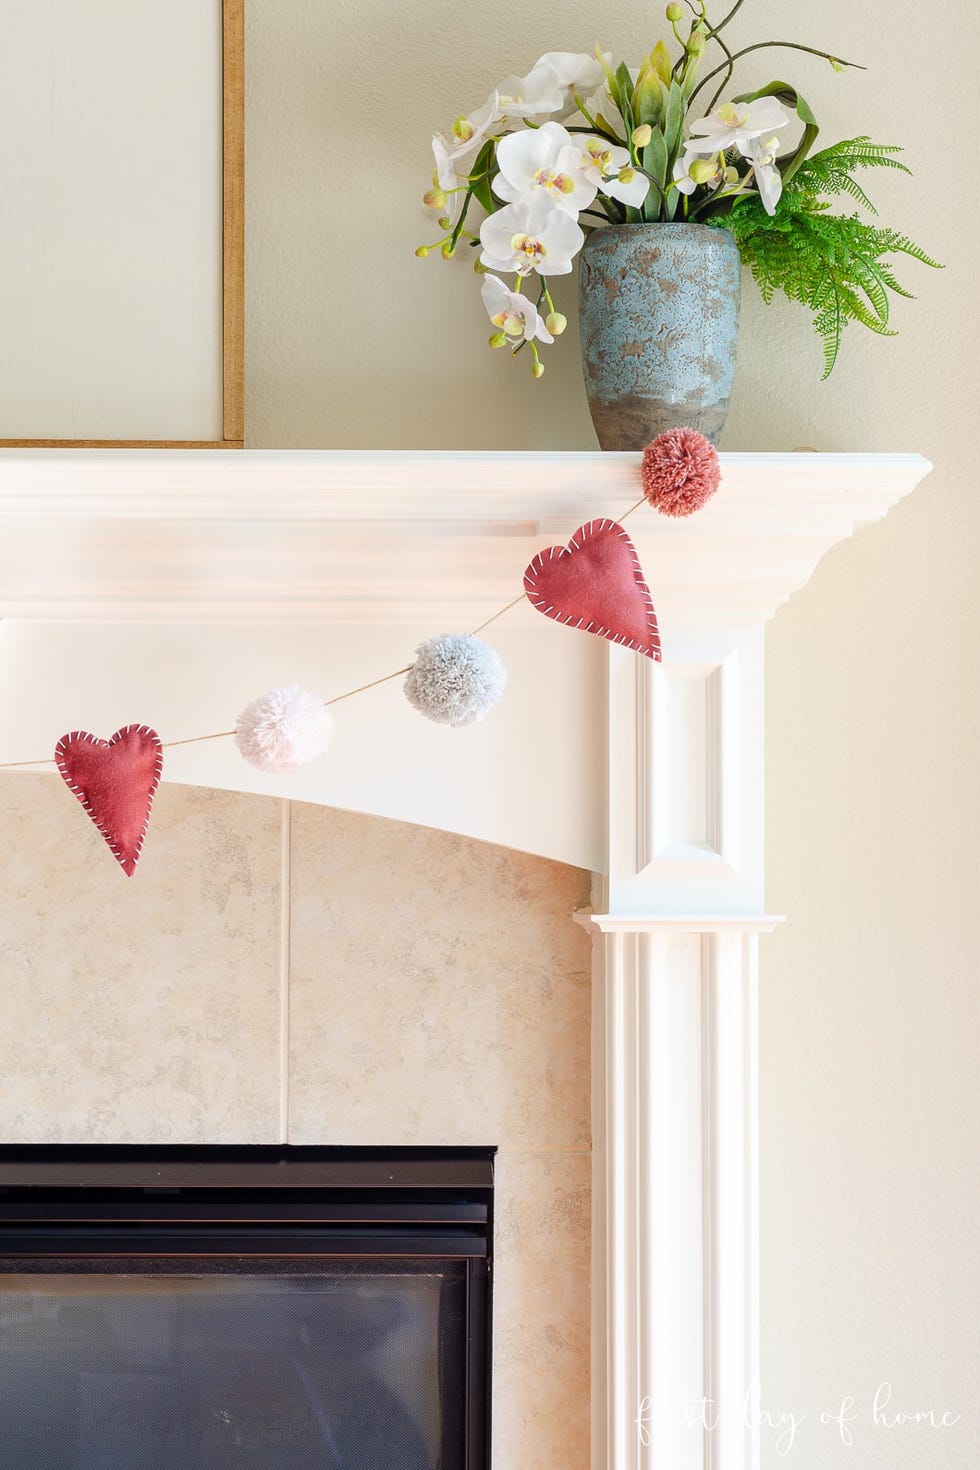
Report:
235,685,334,773
404,634,507,727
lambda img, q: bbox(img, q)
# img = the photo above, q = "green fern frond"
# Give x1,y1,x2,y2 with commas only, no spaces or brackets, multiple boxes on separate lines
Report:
828,173,879,213
850,259,891,326
813,287,844,376
873,230,944,270
716,137,941,374
795,137,911,184
875,263,915,300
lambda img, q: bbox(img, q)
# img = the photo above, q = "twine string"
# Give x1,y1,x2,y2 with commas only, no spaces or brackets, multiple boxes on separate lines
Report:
325,665,413,708
469,593,526,637
0,497,649,771
163,730,236,750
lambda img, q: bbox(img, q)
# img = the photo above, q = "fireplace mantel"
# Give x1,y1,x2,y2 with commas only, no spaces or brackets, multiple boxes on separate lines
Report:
0,449,930,623
0,448,931,1470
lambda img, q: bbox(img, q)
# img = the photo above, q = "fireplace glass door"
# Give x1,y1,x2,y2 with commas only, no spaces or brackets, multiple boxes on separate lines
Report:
1,1258,467,1469
0,1147,492,1470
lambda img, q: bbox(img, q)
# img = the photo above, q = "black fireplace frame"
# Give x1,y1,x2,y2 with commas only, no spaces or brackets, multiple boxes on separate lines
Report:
0,1144,494,1470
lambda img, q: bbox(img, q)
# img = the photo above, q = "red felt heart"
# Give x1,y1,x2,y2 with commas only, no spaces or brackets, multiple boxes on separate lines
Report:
523,518,662,661
54,726,163,876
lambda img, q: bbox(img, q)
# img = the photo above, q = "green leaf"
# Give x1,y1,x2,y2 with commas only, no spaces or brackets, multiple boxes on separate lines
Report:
640,129,669,221
641,129,668,192
649,40,673,86
662,81,686,167
614,62,636,134
633,72,665,127
468,140,496,215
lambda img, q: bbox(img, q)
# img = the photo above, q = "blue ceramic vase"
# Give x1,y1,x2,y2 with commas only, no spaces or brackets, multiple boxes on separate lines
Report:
577,223,741,450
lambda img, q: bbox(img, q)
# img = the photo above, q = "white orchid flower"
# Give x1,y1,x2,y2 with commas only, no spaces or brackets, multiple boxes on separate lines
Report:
481,274,554,346
432,90,499,190
686,96,791,156
536,51,610,96
576,86,627,137
493,122,598,216
579,137,650,208
479,192,584,277
431,135,463,192
495,62,564,120
746,134,784,215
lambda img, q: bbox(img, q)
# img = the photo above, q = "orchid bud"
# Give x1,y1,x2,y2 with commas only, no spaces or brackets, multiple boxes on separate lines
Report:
724,166,739,185
531,360,545,379
438,216,451,229
440,241,456,259
489,331,507,349
423,187,447,210
545,311,567,336
688,30,706,59
414,245,430,258
689,158,719,185
666,3,683,19
632,123,653,148
618,165,637,185
451,115,474,142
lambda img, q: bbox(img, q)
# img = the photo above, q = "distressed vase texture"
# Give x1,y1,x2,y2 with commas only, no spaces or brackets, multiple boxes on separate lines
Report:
578,223,741,451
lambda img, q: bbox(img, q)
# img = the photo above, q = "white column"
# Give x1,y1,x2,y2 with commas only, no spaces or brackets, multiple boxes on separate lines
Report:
586,635,781,1470
584,916,776,1470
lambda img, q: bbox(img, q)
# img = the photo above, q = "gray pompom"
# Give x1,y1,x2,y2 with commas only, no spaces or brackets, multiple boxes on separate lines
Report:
404,634,507,727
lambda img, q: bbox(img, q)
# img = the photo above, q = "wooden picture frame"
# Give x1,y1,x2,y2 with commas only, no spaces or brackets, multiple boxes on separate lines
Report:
0,0,244,449
221,0,246,449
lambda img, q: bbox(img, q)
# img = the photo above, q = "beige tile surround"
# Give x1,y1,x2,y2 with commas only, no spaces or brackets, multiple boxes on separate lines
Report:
0,773,592,1470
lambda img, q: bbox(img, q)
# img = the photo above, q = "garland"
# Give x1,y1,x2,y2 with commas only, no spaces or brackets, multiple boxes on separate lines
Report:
0,431,720,873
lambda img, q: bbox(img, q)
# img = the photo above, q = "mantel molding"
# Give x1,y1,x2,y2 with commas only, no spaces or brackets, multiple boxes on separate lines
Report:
0,449,931,623
576,911,784,935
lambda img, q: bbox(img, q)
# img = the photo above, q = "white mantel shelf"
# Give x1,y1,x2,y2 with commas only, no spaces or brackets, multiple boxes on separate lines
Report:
0,449,930,622
0,446,932,1470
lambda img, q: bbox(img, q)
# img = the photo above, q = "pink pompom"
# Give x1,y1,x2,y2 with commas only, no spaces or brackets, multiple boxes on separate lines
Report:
640,428,721,517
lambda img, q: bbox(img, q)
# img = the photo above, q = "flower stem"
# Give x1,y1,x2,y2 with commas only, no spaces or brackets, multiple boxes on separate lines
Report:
707,0,748,36
570,89,602,132
690,40,865,105
688,170,754,218
565,122,625,145
699,9,739,115
448,187,474,249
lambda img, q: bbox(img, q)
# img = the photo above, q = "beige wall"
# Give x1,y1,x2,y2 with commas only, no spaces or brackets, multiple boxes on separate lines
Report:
0,775,591,1470
245,2,977,1467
